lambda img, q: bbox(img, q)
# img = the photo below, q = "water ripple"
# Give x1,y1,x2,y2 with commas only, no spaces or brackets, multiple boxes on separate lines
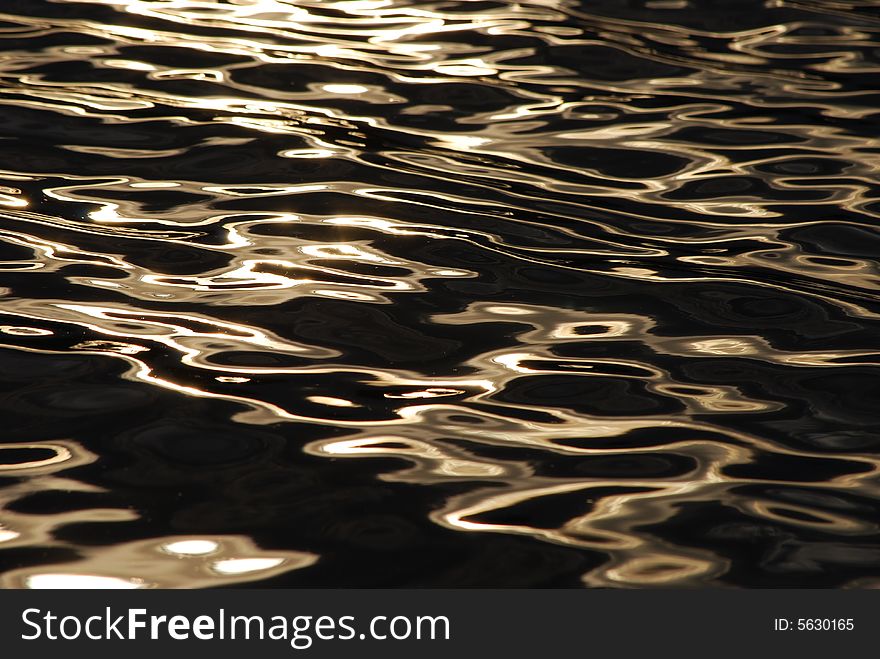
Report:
0,0,879,587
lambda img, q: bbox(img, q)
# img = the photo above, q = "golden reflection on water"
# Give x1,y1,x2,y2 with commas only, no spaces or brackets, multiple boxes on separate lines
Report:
2,535,317,589
1,0,880,587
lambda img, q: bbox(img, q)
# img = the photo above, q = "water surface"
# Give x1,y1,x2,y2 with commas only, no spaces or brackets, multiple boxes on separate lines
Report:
1,0,880,588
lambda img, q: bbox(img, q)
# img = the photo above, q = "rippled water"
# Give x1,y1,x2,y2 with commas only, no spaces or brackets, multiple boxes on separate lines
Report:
0,0,879,588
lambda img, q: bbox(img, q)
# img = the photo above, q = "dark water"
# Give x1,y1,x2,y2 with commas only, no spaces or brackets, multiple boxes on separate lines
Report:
1,0,880,588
